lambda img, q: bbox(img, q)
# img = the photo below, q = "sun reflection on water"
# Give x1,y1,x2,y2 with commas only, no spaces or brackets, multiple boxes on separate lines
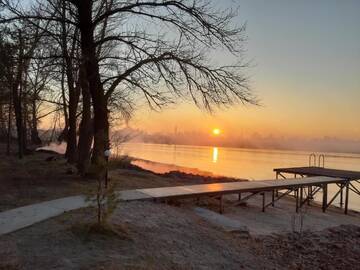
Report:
212,147,218,163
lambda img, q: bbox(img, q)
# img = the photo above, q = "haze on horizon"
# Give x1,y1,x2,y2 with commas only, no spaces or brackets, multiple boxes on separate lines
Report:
127,0,360,142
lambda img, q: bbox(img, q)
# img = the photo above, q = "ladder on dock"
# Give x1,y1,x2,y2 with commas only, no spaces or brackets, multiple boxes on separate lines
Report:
309,153,325,168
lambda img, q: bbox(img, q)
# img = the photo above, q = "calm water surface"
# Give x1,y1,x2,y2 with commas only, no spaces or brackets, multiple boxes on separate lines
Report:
118,143,360,211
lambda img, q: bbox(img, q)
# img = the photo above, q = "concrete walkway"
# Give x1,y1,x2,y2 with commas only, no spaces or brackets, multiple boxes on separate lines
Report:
0,196,89,236
194,207,249,233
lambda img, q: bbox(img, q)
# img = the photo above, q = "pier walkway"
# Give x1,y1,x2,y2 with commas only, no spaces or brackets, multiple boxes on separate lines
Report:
118,176,351,214
1,167,359,236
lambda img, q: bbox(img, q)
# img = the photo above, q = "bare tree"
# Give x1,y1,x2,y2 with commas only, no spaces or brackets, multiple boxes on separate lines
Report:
0,32,14,154
26,57,55,145
1,0,256,173
75,0,256,171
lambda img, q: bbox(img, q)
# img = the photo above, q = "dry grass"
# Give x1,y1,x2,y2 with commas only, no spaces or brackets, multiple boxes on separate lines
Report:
0,146,87,211
0,241,22,270
70,221,131,242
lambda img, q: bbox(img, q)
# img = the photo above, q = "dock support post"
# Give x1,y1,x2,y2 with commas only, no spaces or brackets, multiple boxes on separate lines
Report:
345,181,349,214
295,188,299,213
300,187,303,207
271,190,275,207
262,192,265,212
307,186,312,206
238,193,241,201
275,172,279,197
322,184,328,212
340,183,344,208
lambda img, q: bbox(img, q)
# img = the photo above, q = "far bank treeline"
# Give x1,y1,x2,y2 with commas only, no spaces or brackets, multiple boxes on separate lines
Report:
0,0,256,176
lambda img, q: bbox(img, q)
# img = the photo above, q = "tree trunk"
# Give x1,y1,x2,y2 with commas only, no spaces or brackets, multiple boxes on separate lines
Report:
6,93,12,155
30,99,41,145
58,61,69,143
62,2,79,163
22,86,28,151
0,103,5,140
77,64,93,175
13,81,24,159
12,43,24,159
77,1,109,169
66,80,79,163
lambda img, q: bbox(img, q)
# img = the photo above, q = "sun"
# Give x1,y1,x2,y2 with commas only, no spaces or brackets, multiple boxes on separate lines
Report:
212,128,221,136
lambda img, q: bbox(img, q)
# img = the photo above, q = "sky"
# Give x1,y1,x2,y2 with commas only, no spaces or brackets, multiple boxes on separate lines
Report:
130,0,360,141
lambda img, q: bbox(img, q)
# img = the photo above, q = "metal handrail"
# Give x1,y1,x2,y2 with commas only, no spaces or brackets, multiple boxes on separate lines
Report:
318,154,325,168
309,153,316,167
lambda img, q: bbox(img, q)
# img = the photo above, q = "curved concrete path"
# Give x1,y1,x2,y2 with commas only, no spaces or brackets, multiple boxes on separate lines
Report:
0,196,89,236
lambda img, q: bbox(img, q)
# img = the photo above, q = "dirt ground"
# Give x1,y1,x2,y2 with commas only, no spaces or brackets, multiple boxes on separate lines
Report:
215,192,360,235
0,201,359,270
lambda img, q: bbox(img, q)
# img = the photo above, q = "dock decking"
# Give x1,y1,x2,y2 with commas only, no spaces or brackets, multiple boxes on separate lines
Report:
274,166,360,180
118,176,351,214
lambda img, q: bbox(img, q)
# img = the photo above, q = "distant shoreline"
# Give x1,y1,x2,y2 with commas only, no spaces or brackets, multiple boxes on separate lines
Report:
121,141,360,159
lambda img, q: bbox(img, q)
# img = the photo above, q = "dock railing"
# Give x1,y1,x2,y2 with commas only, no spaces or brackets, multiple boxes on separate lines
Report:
309,153,325,168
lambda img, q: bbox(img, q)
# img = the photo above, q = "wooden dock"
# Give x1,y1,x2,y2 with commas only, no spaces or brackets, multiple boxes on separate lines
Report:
118,175,352,214
274,166,360,180
274,166,360,214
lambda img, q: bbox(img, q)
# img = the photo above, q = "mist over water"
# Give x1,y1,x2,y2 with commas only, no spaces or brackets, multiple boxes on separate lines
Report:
119,143,360,211
114,127,360,154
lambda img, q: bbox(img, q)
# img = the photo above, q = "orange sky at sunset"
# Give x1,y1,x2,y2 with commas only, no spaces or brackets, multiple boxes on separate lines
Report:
131,89,360,141
128,1,360,142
